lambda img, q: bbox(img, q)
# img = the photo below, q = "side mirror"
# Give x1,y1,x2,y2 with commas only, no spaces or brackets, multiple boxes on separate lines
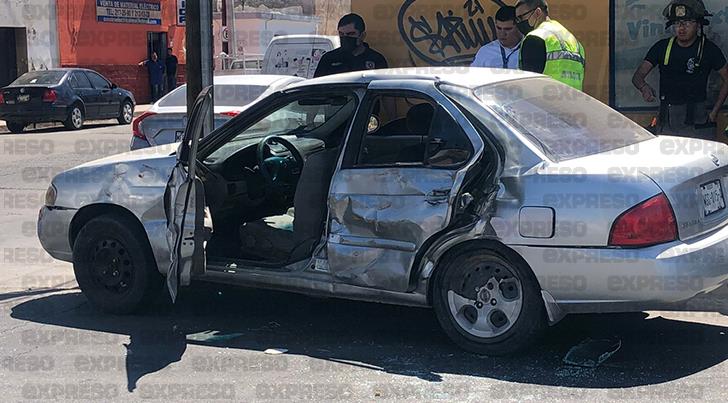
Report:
367,115,380,134
111,83,118,89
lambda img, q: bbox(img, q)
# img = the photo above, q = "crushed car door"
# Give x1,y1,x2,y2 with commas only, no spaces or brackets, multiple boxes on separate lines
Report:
165,86,213,301
327,80,486,293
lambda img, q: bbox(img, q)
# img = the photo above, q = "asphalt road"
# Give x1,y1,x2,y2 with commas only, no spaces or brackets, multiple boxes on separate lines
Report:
1,121,728,402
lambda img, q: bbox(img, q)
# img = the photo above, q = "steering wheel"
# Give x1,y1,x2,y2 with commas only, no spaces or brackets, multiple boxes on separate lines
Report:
257,135,304,191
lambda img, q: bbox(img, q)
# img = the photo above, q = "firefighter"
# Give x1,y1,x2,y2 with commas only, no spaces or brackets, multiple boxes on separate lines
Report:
632,0,728,140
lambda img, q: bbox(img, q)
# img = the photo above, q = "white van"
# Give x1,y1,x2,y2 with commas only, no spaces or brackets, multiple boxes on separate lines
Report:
261,35,340,79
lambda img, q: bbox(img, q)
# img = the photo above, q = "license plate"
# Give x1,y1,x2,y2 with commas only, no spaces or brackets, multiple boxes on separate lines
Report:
174,131,184,142
701,180,726,217
17,94,30,103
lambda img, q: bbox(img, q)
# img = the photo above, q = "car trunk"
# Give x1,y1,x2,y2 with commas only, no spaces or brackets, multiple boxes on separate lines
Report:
605,137,728,241
1,85,54,111
140,110,232,147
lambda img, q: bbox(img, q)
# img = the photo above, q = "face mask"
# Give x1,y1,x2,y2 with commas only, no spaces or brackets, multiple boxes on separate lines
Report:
517,20,534,35
340,36,359,52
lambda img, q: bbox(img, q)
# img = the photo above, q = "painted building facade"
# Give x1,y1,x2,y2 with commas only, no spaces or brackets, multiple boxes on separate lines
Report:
56,0,186,103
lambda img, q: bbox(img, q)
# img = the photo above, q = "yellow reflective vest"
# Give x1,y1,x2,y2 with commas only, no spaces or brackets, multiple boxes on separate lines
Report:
519,20,586,90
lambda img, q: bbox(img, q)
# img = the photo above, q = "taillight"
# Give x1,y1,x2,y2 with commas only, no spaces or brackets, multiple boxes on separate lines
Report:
220,110,241,118
609,193,678,248
132,111,156,140
42,89,57,103
0,92,4,104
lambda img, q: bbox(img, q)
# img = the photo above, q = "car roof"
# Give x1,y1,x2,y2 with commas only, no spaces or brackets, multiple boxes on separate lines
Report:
209,74,301,85
286,67,544,90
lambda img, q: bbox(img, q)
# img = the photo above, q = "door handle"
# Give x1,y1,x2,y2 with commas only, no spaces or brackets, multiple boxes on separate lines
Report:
425,188,451,205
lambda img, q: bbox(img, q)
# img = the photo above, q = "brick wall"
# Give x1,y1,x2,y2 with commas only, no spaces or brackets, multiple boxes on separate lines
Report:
61,64,187,104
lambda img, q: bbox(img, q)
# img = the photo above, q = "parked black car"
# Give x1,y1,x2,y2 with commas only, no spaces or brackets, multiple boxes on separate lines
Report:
0,68,135,133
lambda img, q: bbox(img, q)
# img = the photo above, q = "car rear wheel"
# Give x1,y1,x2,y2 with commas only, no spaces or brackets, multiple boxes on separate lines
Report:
432,248,546,355
72,215,163,314
63,105,84,130
6,121,25,133
118,100,133,125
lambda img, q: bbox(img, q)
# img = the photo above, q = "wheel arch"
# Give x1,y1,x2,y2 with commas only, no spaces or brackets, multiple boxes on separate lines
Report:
70,204,154,265
425,239,541,306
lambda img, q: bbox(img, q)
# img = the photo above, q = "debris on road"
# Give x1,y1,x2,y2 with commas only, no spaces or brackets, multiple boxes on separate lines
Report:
563,338,622,368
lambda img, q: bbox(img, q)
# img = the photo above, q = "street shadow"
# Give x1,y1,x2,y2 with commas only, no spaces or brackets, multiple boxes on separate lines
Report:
0,121,123,135
10,283,728,391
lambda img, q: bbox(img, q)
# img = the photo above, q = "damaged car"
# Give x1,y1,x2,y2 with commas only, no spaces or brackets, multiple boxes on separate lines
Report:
38,68,728,355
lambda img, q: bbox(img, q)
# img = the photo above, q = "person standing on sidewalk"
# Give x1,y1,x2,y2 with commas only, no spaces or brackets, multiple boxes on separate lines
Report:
165,48,179,94
632,0,728,140
515,0,586,90
138,52,165,102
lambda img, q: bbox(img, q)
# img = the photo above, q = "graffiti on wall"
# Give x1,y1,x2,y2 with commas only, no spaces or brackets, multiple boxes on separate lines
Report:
398,0,506,66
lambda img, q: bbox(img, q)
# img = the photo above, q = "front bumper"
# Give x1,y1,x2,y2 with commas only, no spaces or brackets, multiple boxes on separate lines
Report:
514,223,728,313
37,206,76,262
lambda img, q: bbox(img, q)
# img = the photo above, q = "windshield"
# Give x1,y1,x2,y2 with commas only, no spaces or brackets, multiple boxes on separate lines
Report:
475,78,654,161
11,71,66,86
159,84,268,107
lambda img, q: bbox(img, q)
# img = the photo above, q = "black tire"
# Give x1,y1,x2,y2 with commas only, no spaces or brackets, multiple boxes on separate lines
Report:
6,121,25,133
63,104,84,130
432,248,547,355
117,99,134,125
72,214,163,314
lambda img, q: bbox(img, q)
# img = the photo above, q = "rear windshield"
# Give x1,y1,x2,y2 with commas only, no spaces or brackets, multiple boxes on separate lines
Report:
159,84,268,107
475,78,654,161
11,71,66,86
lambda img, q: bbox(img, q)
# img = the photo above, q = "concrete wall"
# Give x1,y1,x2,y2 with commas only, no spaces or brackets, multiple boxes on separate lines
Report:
0,0,60,72
315,0,352,36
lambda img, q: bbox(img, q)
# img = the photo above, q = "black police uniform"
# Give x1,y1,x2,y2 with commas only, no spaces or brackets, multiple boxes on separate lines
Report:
313,43,388,78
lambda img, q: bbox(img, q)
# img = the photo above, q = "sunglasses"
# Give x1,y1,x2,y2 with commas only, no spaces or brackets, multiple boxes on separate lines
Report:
515,8,538,23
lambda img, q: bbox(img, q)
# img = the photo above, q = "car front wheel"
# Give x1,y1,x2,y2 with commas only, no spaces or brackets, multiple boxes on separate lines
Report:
6,121,26,133
72,215,163,314
432,248,546,355
118,100,133,125
63,105,84,130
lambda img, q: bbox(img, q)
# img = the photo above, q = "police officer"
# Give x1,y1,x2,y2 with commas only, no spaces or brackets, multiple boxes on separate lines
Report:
313,14,388,78
632,0,728,139
515,0,586,90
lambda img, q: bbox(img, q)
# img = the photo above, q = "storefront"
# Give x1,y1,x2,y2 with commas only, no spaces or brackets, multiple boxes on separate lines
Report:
56,0,186,103
353,0,728,132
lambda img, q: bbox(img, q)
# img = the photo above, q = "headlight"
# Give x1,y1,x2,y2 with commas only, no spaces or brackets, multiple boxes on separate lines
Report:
45,184,57,206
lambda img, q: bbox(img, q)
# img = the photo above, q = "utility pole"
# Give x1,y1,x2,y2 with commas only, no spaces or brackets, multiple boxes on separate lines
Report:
221,0,229,57
186,0,214,135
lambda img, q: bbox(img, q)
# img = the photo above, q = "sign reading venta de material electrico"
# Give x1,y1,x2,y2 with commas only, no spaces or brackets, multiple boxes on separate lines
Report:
96,0,162,25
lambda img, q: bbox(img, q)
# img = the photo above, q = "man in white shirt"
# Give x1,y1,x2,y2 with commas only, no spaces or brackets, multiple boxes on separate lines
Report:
471,6,523,69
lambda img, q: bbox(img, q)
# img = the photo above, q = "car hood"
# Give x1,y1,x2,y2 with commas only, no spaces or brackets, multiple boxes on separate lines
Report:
76,143,180,169
52,144,181,209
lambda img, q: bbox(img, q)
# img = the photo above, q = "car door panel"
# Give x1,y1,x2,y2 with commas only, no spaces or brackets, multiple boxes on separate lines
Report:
85,71,114,117
327,80,485,293
165,86,213,301
70,72,97,117
328,168,458,292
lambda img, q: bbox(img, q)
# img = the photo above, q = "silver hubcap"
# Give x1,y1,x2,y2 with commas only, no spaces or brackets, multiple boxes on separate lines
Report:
123,104,132,122
447,266,523,338
72,108,82,128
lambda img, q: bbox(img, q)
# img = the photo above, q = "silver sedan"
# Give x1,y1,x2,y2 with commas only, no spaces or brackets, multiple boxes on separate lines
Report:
38,68,728,355
130,74,302,150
